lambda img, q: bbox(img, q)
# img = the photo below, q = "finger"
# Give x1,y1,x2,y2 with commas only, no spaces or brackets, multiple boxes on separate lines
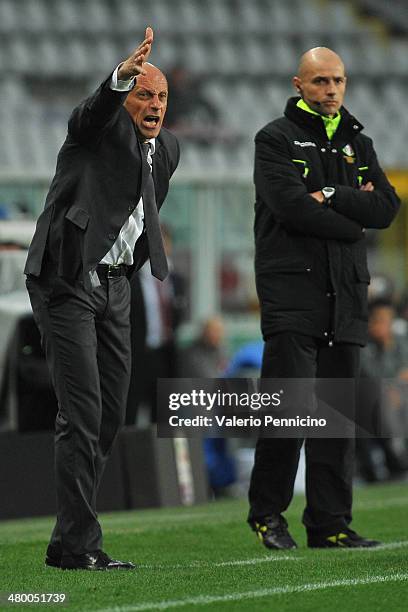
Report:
132,57,146,74
134,46,148,60
145,26,154,42
138,28,153,50
144,45,152,63
134,36,152,58
135,42,151,57
133,45,150,65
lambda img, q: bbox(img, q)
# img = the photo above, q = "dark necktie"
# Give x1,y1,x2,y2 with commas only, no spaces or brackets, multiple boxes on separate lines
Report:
142,143,168,281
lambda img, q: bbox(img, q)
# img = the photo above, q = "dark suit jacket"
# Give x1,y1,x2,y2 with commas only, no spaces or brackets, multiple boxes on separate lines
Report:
24,73,180,291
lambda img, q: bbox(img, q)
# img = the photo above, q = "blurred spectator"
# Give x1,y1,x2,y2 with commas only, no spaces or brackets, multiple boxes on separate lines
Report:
0,314,57,432
126,225,187,425
224,340,263,377
394,288,408,337
357,299,408,482
164,65,232,145
368,274,395,303
180,316,236,496
180,316,226,378
364,299,408,379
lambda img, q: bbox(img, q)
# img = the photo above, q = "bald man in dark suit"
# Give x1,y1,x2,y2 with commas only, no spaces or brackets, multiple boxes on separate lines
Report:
25,27,179,570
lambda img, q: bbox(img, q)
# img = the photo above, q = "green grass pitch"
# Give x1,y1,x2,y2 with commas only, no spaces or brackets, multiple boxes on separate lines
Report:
0,481,407,611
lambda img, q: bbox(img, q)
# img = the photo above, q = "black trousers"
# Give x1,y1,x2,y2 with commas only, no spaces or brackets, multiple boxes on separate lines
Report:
248,332,359,536
26,271,131,555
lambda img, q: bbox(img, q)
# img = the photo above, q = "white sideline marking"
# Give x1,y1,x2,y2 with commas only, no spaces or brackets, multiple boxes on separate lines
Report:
126,541,408,573
343,540,408,552
136,541,408,571
139,555,301,570
215,555,300,566
95,572,408,612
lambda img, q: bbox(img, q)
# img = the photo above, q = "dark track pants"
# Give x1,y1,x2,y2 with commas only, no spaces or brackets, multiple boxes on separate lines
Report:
248,332,360,535
26,272,131,555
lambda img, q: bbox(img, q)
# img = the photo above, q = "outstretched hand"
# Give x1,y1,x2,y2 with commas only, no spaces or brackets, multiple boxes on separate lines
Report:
118,27,154,81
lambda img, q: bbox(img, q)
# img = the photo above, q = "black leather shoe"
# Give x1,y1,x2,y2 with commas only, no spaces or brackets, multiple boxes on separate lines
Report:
308,528,381,548
249,514,297,550
61,550,135,571
45,544,62,568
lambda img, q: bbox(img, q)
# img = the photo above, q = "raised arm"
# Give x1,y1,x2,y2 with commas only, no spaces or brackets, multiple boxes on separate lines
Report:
68,27,154,145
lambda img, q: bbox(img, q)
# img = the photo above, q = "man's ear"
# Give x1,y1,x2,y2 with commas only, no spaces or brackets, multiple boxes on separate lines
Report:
292,76,302,94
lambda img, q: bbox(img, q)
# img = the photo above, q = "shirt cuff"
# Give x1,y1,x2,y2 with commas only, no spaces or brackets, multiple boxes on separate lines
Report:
110,64,135,92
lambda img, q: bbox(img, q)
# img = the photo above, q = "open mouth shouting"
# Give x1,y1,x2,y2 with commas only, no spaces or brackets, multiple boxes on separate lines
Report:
143,115,160,130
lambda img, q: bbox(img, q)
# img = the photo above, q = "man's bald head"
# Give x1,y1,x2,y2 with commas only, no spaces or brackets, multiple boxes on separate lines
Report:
135,62,168,93
297,47,344,79
124,62,168,140
293,47,347,117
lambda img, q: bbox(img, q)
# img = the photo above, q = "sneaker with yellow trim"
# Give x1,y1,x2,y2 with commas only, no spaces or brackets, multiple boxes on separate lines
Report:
308,528,381,548
249,514,297,550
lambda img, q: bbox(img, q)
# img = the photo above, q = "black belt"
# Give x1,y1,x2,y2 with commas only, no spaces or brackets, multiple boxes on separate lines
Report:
96,264,129,279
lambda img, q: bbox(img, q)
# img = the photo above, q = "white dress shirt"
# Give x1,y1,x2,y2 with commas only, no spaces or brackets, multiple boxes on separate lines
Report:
100,65,155,266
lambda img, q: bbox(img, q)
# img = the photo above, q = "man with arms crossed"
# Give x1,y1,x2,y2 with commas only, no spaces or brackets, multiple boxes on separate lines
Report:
249,47,400,549
25,27,179,569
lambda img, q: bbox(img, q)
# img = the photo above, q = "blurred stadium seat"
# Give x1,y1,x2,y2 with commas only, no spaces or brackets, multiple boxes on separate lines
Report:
0,0,407,175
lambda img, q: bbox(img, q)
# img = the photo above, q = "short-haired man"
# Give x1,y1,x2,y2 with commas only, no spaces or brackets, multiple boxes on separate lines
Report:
249,47,400,549
25,28,180,569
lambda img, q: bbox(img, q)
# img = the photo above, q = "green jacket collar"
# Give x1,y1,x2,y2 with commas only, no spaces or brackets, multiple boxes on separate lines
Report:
296,98,341,141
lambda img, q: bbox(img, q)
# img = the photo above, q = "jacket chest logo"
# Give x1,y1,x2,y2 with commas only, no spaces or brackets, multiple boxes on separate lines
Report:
293,140,316,148
342,144,355,164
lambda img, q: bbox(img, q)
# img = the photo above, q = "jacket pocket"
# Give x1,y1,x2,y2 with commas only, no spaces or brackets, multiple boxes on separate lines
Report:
352,260,370,321
256,256,315,310
267,257,312,273
65,205,90,230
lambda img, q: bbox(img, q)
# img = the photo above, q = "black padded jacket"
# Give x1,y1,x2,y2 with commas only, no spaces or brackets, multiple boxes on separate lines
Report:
254,97,400,345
